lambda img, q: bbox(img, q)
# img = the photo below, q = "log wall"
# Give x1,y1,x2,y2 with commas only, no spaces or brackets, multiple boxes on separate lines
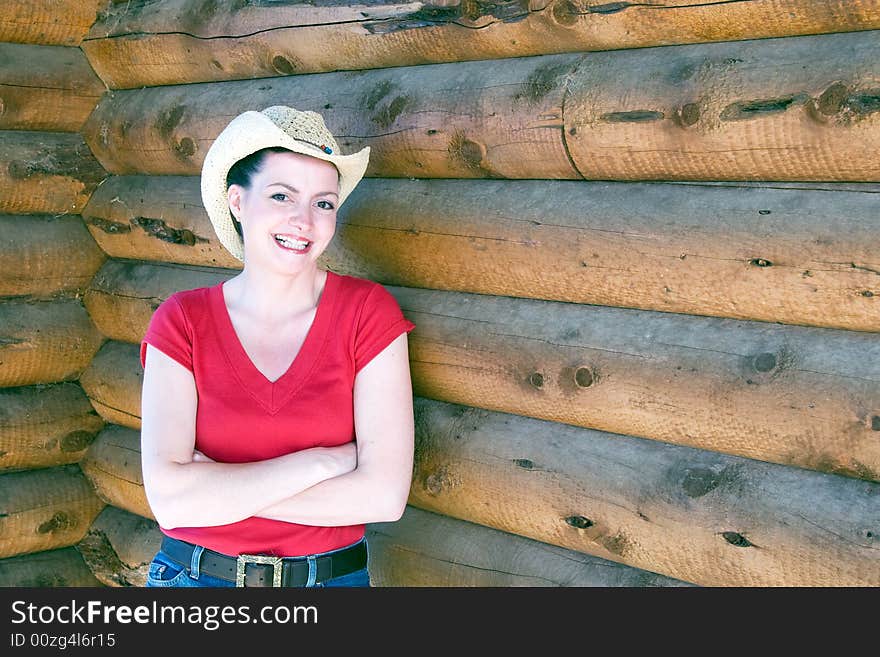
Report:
3,1,879,588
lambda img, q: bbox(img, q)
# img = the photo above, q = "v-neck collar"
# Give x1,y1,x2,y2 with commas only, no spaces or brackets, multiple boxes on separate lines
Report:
211,270,338,415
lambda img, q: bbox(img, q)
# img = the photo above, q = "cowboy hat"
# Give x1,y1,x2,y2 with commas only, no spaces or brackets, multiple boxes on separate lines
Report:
200,105,370,261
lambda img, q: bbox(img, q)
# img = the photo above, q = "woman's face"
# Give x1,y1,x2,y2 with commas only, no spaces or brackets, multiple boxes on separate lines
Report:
228,150,340,274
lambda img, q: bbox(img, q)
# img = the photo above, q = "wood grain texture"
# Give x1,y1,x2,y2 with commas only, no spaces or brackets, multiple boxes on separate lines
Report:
81,176,880,332
0,465,105,558
0,0,108,46
0,214,106,298
408,397,880,586
79,341,144,429
84,260,233,344
80,53,582,178
564,30,880,181
0,299,105,387
368,505,692,586
75,268,880,481
0,547,103,586
0,43,105,132
81,0,880,89
0,383,104,473
77,505,163,587
81,175,241,269
80,425,152,520
0,131,107,214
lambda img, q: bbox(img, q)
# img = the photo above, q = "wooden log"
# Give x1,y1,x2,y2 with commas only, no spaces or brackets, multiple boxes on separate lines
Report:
0,43,105,132
0,547,103,587
0,383,104,473
0,0,107,46
0,299,105,387
78,505,162,587
84,260,232,344
408,398,880,587
0,465,105,558
367,505,692,587
80,425,152,520
81,175,880,333
0,131,107,214
78,342,144,429
81,264,880,482
80,52,583,178
0,214,106,298
81,175,241,269
81,0,880,90
565,30,880,181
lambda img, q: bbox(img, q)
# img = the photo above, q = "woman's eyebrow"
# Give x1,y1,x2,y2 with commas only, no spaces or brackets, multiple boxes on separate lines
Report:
267,182,339,197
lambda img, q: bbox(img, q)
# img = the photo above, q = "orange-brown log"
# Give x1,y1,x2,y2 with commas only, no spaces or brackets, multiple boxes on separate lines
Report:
78,505,163,587
409,398,880,587
0,214,105,298
81,0,880,89
0,383,104,472
0,131,106,214
78,342,143,429
80,53,582,178
0,465,105,558
84,260,232,344
0,299,105,387
81,175,241,269
82,175,880,332
80,425,152,520
82,30,880,181
0,547,103,586
0,0,107,46
79,263,880,481
564,30,880,181
0,43,105,132
368,505,691,587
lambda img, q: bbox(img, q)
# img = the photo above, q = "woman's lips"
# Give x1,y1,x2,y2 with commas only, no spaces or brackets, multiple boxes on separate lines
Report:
273,234,313,254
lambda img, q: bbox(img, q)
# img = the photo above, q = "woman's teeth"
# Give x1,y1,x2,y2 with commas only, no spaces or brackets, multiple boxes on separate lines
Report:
274,234,311,251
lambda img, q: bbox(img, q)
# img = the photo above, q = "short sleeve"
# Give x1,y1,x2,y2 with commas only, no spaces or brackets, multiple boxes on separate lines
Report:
140,294,194,372
354,284,416,374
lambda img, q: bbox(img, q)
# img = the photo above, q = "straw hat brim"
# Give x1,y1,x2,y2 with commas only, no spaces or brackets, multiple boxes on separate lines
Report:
200,110,370,262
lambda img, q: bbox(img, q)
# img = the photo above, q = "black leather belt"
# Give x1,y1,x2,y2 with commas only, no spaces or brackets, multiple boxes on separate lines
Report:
160,536,368,587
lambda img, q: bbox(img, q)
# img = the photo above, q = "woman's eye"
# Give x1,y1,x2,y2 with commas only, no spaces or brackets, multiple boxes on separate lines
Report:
271,193,288,202
316,200,335,210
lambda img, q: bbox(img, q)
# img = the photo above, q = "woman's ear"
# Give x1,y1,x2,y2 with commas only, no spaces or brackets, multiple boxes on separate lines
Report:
227,184,243,223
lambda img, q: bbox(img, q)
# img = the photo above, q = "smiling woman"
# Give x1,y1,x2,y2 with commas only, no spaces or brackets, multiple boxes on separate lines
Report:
137,106,416,588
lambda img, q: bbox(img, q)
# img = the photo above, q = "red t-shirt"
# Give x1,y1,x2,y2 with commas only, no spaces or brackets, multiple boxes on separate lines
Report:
139,270,416,557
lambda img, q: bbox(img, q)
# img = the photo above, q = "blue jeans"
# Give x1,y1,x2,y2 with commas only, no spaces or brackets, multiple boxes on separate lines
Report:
145,538,371,588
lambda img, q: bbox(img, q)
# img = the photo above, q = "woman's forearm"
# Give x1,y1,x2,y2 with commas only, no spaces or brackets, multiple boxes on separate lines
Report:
255,465,410,526
145,445,355,529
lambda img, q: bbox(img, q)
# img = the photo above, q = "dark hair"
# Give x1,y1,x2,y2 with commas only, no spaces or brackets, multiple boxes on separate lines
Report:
225,147,290,239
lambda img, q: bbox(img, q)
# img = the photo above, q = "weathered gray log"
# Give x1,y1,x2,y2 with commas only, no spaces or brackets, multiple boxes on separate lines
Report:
0,0,107,46
82,175,880,332
80,262,880,482
0,299,105,387
80,425,152,520
0,547,103,586
82,30,880,181
0,43,105,131
81,52,583,178
0,383,104,472
408,398,880,587
81,0,880,90
84,260,232,344
78,505,162,587
0,131,106,214
81,175,241,269
78,342,143,430
367,505,692,587
0,465,105,558
0,214,106,298
564,30,880,181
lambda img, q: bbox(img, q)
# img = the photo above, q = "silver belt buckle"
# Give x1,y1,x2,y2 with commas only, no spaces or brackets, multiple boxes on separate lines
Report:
236,554,284,587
